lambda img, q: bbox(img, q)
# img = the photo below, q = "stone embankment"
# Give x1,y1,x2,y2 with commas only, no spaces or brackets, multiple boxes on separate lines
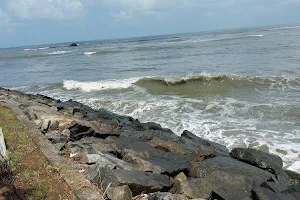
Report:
0,87,299,200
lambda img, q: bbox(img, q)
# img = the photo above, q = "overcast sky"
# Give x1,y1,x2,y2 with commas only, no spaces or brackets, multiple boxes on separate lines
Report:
1,0,300,48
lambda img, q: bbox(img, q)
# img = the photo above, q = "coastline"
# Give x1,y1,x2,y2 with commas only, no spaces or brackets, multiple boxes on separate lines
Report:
0,87,299,200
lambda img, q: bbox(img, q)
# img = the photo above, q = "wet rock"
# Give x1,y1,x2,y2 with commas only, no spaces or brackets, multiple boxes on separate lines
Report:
181,156,275,199
90,167,172,196
148,192,188,200
70,43,78,47
181,130,229,157
285,170,300,181
106,185,132,200
230,148,283,173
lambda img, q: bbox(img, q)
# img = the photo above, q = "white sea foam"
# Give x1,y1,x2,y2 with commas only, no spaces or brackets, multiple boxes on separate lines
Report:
38,47,49,50
63,78,140,92
249,34,264,37
24,48,37,51
84,51,96,55
47,51,69,55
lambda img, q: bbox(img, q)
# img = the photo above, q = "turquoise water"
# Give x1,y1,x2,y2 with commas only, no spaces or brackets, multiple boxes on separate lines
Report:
1,24,300,171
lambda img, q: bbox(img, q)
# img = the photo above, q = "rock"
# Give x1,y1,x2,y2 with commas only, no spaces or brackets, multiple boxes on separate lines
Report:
147,138,186,154
251,187,294,200
106,185,132,200
24,110,37,120
230,148,283,173
61,129,71,138
110,137,190,176
70,43,78,47
68,120,120,141
49,120,59,131
91,168,173,196
148,192,188,200
285,170,300,181
41,119,51,133
174,172,187,183
88,152,134,179
261,181,288,193
45,131,68,143
181,130,229,157
179,156,275,199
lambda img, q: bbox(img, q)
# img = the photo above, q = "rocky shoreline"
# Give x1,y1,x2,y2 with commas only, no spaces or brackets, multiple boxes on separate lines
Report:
0,87,299,200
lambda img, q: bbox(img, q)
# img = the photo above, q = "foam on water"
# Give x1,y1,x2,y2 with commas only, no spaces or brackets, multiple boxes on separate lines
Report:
38,47,50,50
249,34,264,37
84,51,96,55
63,78,141,92
47,51,70,55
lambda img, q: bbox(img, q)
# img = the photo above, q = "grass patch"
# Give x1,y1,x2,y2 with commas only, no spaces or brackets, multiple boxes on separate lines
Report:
0,106,77,200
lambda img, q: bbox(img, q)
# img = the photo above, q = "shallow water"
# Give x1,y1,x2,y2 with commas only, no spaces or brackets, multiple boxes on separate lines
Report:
1,24,300,171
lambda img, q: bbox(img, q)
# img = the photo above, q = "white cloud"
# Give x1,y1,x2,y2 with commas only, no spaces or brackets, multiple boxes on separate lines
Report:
8,0,84,20
110,10,133,21
0,9,9,27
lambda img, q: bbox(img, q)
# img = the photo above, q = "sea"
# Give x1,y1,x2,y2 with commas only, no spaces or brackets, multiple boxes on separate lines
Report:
1,24,300,172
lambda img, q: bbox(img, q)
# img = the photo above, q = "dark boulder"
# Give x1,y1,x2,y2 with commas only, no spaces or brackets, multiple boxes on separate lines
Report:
69,43,78,47
230,148,283,173
89,167,172,196
108,137,190,176
181,130,229,157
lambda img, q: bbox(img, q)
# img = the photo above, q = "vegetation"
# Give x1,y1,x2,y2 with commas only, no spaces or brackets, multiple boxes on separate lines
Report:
0,106,77,200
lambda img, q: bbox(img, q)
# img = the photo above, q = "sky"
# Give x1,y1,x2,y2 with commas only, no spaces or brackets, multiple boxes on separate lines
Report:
1,0,300,48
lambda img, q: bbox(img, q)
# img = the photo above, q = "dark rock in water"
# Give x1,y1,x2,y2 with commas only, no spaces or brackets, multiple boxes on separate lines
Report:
89,167,172,196
148,192,188,200
230,148,283,173
285,170,300,181
181,130,229,157
106,185,132,200
69,43,78,47
182,156,275,199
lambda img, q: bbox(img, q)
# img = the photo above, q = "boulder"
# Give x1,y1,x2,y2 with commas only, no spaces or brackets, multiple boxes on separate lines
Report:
251,187,295,200
70,43,78,47
109,137,190,176
68,120,120,141
45,131,68,143
181,130,229,157
106,185,132,200
49,120,59,131
178,156,276,199
230,148,283,173
41,119,51,133
148,192,188,200
89,167,172,196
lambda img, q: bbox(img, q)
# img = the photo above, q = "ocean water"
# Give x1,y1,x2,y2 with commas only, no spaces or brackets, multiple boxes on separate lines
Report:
1,24,300,171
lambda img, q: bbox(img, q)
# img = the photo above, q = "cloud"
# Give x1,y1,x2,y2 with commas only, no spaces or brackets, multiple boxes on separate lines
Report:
110,10,133,21
8,0,84,20
0,9,9,27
